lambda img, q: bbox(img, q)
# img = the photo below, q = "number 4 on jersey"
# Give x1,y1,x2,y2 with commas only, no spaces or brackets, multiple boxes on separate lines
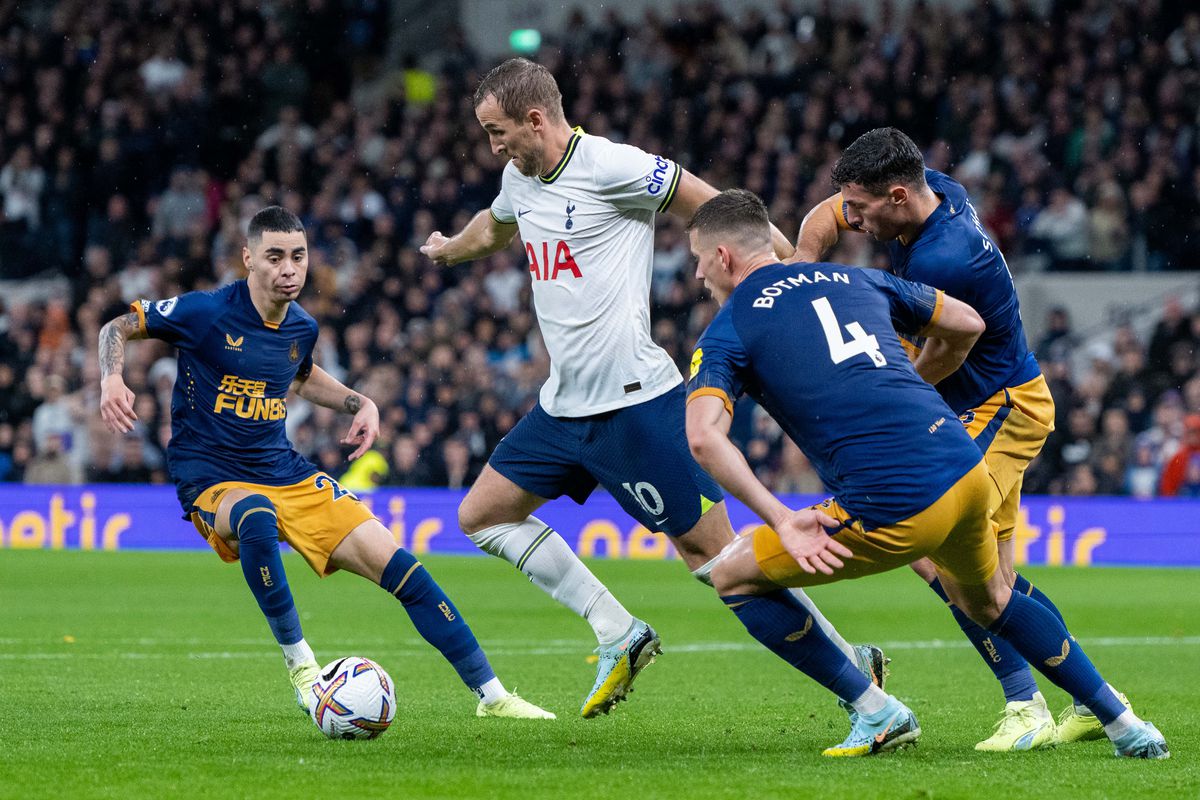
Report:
811,297,887,368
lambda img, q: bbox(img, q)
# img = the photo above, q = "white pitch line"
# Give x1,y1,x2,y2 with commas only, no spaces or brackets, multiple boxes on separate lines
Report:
0,635,1197,660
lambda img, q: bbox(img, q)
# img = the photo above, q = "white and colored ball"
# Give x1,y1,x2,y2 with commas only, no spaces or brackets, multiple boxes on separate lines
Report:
310,656,396,740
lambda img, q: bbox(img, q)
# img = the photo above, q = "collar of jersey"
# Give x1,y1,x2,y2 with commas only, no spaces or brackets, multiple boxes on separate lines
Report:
539,127,584,184
238,279,288,330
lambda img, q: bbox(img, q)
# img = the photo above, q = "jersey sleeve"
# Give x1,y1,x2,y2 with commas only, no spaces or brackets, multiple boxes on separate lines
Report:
860,269,944,337
831,192,860,231
130,292,217,349
594,141,681,214
489,169,517,225
686,310,749,416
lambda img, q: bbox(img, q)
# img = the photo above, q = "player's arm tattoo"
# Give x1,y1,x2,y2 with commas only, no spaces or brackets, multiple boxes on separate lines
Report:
98,313,145,379
343,394,362,414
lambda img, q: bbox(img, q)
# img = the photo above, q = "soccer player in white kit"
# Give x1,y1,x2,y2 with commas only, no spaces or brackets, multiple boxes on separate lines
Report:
421,58,882,718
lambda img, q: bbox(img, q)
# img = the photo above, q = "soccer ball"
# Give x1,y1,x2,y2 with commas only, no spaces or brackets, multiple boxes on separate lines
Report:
310,656,396,740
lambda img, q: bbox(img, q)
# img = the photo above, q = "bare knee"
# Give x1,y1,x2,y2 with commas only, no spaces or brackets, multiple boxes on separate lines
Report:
909,557,938,583
673,501,735,571
457,466,543,535
710,536,771,597
953,581,1012,628
457,491,490,535
328,519,399,582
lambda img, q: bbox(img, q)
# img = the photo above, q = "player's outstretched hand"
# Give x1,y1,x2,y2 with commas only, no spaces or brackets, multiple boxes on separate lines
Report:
774,508,854,576
99,375,137,434
419,231,452,265
341,397,380,460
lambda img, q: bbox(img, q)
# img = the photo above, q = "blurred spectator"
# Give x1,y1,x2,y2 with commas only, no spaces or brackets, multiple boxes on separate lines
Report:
1037,307,1077,364
1087,182,1130,270
1030,188,1090,270
0,144,45,276
0,363,37,425
1,144,45,230
95,435,157,484
1159,414,1200,496
24,433,82,485
1064,463,1099,496
1148,297,1195,375
0,424,15,481
152,169,207,242
387,436,435,486
31,375,81,457
433,438,476,490
1126,440,1162,499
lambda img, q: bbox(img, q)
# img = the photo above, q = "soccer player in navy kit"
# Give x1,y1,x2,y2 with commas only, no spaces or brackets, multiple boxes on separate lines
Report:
98,206,552,721
684,189,1167,759
796,128,1122,749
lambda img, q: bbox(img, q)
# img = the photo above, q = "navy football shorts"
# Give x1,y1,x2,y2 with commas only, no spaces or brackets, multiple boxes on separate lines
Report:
488,384,724,537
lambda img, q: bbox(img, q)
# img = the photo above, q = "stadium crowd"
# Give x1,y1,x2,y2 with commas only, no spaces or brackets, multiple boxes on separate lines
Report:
0,0,1198,498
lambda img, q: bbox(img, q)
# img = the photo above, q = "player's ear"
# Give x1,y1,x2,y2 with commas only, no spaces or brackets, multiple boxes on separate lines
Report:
526,107,544,131
242,245,253,270
890,185,909,206
717,244,732,273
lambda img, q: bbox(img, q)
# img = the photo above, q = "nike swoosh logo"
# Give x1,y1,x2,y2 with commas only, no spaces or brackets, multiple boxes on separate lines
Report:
874,713,898,744
518,209,531,217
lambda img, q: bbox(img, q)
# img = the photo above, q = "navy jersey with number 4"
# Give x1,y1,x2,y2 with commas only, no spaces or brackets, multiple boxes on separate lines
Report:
688,263,982,530
877,169,1040,413
132,280,320,512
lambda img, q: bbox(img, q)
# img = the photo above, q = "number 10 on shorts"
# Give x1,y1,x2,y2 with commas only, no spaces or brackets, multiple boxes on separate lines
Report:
622,481,665,519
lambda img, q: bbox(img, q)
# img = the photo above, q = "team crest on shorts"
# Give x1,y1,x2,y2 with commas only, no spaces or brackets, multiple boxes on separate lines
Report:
289,341,299,362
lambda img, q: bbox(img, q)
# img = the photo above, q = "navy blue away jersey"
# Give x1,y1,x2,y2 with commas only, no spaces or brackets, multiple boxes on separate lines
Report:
132,281,320,511
687,263,982,530
879,169,1040,413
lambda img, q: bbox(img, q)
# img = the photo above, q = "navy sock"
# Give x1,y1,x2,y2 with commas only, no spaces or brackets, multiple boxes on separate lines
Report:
989,591,1125,723
929,577,1037,702
723,590,869,704
380,549,496,693
1013,573,1066,625
1013,573,1088,704
231,494,302,646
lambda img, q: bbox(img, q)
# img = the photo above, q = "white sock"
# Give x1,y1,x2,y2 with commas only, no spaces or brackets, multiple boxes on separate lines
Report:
281,639,315,670
475,677,507,705
788,588,856,660
470,517,634,645
1103,709,1141,740
849,684,889,716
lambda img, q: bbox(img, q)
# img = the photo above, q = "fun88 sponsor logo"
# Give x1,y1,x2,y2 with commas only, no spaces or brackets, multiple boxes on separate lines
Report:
645,155,670,196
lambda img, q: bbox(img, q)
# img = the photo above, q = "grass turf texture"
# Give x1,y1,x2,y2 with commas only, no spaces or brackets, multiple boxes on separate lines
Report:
1,550,1195,799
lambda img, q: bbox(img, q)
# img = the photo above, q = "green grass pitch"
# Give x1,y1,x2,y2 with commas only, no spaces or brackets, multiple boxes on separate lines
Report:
1,550,1196,799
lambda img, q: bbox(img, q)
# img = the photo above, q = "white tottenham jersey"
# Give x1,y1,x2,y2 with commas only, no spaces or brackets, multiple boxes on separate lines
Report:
490,131,684,417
